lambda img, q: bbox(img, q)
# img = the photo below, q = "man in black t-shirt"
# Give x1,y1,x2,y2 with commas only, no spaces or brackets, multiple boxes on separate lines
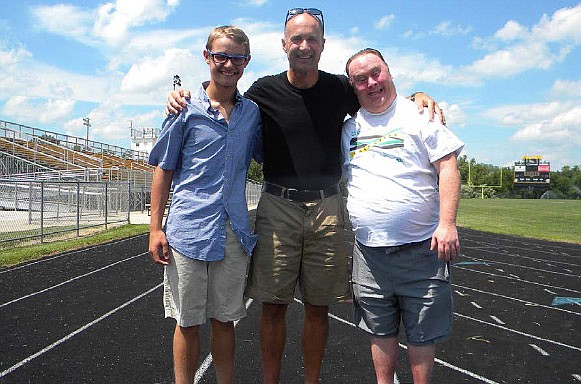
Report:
166,8,444,384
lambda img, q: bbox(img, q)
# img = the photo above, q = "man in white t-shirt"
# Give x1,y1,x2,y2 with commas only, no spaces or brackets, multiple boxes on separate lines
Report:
341,48,464,384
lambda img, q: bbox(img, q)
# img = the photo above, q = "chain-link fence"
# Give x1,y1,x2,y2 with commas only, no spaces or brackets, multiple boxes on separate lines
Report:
0,179,263,249
0,180,131,247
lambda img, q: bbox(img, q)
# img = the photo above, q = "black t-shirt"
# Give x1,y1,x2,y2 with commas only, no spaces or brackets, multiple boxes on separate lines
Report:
245,71,359,190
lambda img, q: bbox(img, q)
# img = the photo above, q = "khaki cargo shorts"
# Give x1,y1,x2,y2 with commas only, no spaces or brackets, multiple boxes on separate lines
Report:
246,192,350,305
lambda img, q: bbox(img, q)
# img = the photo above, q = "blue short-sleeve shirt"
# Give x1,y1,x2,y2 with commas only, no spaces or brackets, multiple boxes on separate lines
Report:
148,82,262,261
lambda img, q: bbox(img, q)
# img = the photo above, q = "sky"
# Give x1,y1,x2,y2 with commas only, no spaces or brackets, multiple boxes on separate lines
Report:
1,0,580,170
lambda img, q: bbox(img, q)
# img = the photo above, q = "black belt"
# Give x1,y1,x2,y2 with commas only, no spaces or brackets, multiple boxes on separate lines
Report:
262,182,340,202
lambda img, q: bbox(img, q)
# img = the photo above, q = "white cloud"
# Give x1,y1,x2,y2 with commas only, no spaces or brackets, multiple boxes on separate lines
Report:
494,20,528,41
237,0,269,6
93,0,179,45
551,79,581,97
2,96,75,124
460,4,581,80
30,4,96,45
511,105,581,144
31,0,180,47
431,21,472,37
375,15,395,30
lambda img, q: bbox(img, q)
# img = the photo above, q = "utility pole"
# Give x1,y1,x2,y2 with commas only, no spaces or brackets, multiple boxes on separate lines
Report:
83,117,91,146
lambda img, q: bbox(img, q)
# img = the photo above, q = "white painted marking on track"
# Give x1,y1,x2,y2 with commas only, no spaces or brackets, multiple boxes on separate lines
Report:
529,344,549,356
470,301,482,309
572,373,581,381
194,298,254,384
295,299,500,384
489,315,505,325
0,234,147,275
453,267,581,294
544,289,558,295
509,273,520,279
0,284,162,379
0,252,147,308
455,290,468,297
455,313,581,352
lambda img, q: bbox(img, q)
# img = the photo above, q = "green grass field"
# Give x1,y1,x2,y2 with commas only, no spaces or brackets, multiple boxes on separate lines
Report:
457,199,581,244
1,198,579,266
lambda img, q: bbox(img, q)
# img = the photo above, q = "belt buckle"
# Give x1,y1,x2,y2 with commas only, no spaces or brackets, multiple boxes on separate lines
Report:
282,187,298,199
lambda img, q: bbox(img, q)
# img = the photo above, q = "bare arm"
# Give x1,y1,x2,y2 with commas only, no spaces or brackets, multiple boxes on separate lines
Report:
430,153,461,261
148,166,174,265
410,92,446,125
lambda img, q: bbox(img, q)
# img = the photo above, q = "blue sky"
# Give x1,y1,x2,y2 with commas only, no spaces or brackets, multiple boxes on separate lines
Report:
1,0,580,170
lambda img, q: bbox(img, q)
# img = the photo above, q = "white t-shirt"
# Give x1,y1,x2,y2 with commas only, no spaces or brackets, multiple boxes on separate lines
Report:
341,95,464,246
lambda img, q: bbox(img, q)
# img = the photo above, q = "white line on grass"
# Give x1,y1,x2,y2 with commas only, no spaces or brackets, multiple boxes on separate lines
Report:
0,284,161,379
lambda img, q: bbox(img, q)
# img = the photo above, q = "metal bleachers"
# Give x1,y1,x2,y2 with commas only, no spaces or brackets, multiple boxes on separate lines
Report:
0,119,154,186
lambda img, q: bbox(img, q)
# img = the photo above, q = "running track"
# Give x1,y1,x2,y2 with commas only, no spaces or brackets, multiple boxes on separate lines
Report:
1,226,580,383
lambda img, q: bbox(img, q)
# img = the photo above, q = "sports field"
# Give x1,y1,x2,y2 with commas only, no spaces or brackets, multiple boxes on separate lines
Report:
457,199,581,244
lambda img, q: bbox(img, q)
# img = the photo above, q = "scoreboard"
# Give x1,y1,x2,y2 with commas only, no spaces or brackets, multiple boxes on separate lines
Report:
514,156,550,188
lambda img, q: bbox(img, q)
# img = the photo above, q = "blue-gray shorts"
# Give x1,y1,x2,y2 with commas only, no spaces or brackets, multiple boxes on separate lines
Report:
351,239,452,346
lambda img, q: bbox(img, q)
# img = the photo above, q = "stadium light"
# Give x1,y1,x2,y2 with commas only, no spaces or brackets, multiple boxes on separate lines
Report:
173,75,181,90
83,117,91,146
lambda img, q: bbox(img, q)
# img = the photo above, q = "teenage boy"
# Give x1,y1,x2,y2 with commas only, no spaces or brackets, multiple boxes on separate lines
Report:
148,26,261,384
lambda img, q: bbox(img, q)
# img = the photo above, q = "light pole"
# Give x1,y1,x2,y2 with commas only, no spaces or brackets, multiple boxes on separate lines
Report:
83,117,91,146
173,75,181,90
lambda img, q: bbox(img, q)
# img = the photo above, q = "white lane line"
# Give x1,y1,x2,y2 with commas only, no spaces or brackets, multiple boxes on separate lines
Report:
509,274,521,279
572,373,581,381
0,252,147,308
489,315,505,325
455,312,581,352
455,290,468,297
470,301,482,309
300,299,499,384
529,344,550,356
0,234,147,274
544,289,558,295
453,267,581,294
0,283,161,379
194,298,254,384
398,344,500,384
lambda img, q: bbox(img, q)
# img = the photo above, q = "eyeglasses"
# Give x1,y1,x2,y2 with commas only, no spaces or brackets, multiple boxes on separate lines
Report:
207,50,249,66
285,8,324,32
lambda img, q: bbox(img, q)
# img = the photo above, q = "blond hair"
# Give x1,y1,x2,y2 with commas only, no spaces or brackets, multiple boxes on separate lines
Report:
206,26,250,55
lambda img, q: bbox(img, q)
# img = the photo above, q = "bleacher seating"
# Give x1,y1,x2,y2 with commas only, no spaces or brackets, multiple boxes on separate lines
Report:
0,120,154,186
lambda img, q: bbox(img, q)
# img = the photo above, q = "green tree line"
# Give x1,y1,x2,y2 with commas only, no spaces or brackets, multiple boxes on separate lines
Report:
458,155,581,199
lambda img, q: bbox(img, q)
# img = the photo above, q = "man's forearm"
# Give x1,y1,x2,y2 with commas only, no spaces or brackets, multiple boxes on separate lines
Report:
438,165,461,226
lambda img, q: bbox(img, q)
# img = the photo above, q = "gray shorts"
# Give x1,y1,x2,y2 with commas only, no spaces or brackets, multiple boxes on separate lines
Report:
163,223,249,327
246,192,350,305
352,239,452,346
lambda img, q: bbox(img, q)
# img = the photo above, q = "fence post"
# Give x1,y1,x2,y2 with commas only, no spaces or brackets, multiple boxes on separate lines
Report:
76,182,80,237
40,181,44,243
105,182,109,230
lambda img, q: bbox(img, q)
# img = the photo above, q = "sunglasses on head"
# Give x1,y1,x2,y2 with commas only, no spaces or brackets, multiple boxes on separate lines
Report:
206,50,249,66
285,8,324,32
